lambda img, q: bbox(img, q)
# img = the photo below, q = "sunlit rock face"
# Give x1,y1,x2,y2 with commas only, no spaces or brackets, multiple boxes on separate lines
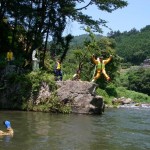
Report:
56,80,105,115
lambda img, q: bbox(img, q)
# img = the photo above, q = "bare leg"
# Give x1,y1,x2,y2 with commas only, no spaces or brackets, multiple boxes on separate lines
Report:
92,71,101,82
102,69,110,81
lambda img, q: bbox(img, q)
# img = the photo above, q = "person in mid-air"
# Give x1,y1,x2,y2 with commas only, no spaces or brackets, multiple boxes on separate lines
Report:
0,120,14,136
91,54,112,82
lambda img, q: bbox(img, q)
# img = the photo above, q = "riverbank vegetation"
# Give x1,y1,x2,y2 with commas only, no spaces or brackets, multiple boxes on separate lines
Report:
0,0,150,112
1,30,150,111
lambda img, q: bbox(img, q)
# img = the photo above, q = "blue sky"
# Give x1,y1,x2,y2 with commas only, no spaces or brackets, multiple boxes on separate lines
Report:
64,0,150,36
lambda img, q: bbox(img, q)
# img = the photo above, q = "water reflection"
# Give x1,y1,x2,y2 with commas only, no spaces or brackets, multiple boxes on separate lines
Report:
0,135,13,143
0,108,150,150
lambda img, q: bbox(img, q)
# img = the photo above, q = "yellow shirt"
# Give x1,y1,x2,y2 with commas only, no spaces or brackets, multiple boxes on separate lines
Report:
7,51,13,61
56,62,61,69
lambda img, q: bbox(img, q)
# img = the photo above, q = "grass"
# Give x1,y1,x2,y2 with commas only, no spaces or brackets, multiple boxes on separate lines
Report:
96,86,150,106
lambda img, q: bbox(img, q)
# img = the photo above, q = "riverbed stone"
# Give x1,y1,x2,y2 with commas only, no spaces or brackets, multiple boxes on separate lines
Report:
112,97,133,105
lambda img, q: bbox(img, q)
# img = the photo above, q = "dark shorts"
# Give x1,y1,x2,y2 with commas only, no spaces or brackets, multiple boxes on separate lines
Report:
54,69,62,81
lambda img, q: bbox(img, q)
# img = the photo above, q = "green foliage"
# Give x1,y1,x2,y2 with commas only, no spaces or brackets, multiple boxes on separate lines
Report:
116,87,150,103
114,68,129,87
63,29,121,87
105,83,118,97
1,69,72,113
0,0,128,67
96,84,150,105
112,66,150,97
110,25,150,65
0,72,32,109
29,92,72,114
2,0,150,110
0,20,12,51
70,34,102,49
96,88,113,105
26,70,57,93
127,67,150,95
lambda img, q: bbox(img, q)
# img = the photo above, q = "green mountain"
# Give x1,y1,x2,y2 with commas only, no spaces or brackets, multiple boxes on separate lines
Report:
70,34,102,48
70,25,150,66
108,25,150,65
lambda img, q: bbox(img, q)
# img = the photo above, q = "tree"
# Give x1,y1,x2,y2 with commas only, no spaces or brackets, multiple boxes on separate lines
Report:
0,0,128,68
63,28,120,89
128,68,150,96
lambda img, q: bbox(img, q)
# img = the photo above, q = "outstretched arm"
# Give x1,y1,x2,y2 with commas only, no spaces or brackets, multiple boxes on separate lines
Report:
91,54,98,65
103,55,112,65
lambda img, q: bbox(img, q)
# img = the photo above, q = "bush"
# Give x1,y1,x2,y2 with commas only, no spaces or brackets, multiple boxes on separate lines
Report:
96,88,113,105
116,87,150,103
128,67,150,95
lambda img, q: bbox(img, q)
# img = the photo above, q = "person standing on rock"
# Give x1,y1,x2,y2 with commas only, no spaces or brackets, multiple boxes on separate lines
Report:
6,49,14,65
32,48,40,71
91,54,112,82
54,58,62,81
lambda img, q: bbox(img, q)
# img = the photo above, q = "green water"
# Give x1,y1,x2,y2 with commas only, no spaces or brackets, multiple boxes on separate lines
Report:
0,108,150,150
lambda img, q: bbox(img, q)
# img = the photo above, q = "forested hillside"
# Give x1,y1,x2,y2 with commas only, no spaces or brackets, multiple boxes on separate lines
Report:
71,25,150,66
70,34,102,48
108,25,150,65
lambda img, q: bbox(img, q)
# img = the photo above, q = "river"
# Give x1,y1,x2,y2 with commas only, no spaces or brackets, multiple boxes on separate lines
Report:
0,108,150,150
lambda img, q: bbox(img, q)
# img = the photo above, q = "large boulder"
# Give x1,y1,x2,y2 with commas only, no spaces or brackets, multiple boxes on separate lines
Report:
0,67,105,114
56,80,105,114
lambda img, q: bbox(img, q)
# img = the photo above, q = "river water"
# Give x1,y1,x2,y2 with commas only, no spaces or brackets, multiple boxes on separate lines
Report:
0,108,150,150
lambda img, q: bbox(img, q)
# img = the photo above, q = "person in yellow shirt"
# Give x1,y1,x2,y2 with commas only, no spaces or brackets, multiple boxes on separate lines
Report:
0,120,14,136
6,50,14,65
54,59,62,81
91,54,112,82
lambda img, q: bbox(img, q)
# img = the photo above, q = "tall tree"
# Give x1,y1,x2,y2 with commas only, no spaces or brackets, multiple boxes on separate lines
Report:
0,0,128,66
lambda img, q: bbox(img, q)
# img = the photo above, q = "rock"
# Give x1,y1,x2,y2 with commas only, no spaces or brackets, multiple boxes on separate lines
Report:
112,97,133,105
56,80,104,114
0,72,104,114
141,59,150,68
122,98,133,104
35,82,51,105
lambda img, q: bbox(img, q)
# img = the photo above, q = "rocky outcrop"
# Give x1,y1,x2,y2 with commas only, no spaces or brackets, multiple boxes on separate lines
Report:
30,80,105,114
0,68,105,114
141,59,150,67
56,80,105,114
0,65,105,114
